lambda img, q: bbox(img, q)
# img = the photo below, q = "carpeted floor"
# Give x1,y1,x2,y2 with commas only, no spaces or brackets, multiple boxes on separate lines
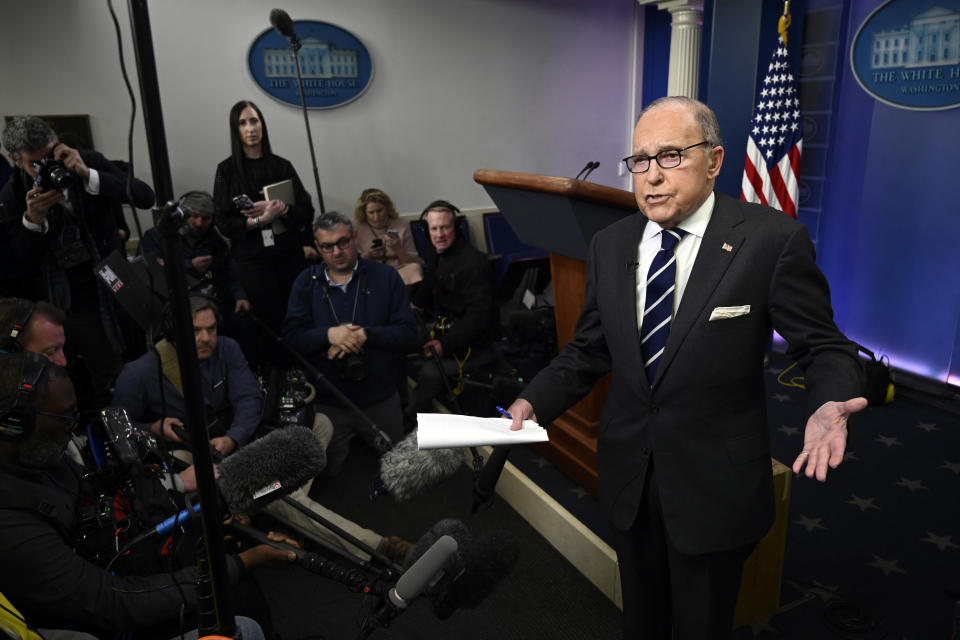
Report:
252,438,623,640
505,351,960,639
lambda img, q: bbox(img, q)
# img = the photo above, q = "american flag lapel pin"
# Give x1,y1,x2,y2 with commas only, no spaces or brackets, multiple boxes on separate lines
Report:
721,242,733,252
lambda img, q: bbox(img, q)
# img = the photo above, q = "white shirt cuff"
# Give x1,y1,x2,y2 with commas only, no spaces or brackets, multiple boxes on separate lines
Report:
84,168,100,195
22,214,48,234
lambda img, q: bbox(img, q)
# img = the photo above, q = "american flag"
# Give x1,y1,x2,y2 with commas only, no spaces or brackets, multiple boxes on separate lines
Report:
740,32,803,218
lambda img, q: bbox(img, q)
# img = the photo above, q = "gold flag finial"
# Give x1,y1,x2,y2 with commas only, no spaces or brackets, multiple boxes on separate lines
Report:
778,1,792,47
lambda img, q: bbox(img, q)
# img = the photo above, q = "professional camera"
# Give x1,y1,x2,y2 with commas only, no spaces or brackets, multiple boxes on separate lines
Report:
337,350,367,382
32,153,74,191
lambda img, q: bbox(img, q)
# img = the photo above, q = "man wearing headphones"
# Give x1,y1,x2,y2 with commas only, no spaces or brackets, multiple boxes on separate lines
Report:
409,200,495,415
0,117,155,414
139,191,256,366
0,351,287,638
111,295,261,457
0,298,67,366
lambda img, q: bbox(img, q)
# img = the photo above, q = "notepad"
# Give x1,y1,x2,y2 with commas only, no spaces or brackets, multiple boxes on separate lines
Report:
415,413,548,449
261,180,294,234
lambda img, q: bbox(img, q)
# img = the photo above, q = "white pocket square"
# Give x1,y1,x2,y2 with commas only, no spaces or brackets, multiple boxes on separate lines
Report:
709,305,751,321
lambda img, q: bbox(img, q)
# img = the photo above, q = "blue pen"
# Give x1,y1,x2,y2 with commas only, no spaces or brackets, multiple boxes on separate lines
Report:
495,405,513,419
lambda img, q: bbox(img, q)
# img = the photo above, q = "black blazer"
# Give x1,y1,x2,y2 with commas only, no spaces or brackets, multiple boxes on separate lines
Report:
521,191,863,555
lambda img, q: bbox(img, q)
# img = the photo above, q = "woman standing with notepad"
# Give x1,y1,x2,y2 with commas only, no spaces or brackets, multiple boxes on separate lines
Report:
213,100,314,369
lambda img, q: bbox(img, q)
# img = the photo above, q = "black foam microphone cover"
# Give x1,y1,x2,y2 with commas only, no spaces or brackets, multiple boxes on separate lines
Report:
269,8,297,40
431,529,518,619
218,426,325,514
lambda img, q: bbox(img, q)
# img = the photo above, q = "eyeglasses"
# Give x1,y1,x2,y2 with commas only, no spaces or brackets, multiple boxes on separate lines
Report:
622,141,709,174
35,410,80,429
317,236,352,253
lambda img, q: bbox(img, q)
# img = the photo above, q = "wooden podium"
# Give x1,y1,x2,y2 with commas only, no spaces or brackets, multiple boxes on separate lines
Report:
474,169,637,495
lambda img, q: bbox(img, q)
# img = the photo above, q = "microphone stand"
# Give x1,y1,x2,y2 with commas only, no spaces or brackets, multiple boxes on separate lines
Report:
274,19,326,213
127,2,235,636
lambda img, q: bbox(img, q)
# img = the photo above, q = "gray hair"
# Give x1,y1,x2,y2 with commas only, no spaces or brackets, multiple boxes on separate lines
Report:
639,97,723,148
1,116,56,159
313,210,353,234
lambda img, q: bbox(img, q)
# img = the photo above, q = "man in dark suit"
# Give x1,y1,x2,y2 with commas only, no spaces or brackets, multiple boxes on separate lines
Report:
507,97,866,638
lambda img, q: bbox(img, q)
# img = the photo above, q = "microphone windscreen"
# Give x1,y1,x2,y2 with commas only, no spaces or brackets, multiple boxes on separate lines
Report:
218,426,325,514
391,535,459,607
379,430,463,502
269,8,297,39
403,518,472,576
432,529,518,618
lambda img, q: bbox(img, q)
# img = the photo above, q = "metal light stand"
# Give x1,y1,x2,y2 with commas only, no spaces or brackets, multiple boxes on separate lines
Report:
126,1,235,636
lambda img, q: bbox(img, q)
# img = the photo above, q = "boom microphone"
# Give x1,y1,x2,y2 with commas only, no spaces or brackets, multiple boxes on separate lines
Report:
360,532,463,637
269,8,298,43
377,431,464,502
218,426,326,514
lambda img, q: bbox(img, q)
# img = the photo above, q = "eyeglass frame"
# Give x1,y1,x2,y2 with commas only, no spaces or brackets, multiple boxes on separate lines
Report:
621,141,710,174
316,235,353,253
35,410,80,429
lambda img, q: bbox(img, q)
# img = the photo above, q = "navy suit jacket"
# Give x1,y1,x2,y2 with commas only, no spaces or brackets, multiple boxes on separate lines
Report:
521,191,863,555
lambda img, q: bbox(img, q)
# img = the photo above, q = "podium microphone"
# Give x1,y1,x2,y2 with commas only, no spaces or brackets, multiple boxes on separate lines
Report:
574,161,593,180
582,161,600,180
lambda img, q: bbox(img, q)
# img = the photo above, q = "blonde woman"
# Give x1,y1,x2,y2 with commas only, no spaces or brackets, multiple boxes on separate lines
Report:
353,188,423,285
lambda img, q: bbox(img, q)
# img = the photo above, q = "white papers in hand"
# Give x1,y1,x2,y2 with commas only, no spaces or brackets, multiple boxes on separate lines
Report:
415,413,548,449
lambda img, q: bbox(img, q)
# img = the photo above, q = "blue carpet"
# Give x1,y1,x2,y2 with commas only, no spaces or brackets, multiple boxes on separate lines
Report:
506,351,960,639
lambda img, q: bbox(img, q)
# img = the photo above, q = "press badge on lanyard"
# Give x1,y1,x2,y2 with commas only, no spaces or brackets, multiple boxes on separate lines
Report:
261,227,275,247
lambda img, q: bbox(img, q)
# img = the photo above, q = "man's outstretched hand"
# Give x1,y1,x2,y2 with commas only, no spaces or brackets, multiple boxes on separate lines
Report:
793,397,868,481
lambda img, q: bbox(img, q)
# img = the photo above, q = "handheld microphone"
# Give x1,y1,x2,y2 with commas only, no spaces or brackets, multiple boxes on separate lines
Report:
471,445,512,513
269,8,298,43
377,430,464,502
218,426,326,514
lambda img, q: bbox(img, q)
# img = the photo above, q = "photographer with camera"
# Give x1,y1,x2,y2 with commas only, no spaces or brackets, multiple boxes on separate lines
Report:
139,191,256,365
0,116,155,417
0,351,291,638
284,212,420,477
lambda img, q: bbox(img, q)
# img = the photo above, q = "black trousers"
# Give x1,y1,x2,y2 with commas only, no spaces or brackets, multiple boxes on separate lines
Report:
612,459,757,640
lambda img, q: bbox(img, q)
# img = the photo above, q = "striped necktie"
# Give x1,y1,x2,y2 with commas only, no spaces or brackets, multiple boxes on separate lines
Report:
640,228,687,383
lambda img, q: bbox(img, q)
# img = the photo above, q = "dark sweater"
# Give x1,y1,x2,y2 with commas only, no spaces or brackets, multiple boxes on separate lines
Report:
283,259,419,407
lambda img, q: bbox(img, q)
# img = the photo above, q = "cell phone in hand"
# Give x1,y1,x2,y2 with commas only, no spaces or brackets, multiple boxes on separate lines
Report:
232,194,255,210
385,229,399,237
371,238,384,248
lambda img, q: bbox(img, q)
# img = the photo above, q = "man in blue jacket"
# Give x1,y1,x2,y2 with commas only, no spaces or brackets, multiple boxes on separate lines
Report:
284,211,419,477
112,295,261,457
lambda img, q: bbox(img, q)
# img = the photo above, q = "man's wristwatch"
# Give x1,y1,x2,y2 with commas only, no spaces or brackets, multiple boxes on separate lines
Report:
254,216,262,228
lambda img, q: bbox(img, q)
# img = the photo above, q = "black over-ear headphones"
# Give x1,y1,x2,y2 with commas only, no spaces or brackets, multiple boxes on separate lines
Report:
0,298,36,354
419,200,465,240
0,351,50,441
